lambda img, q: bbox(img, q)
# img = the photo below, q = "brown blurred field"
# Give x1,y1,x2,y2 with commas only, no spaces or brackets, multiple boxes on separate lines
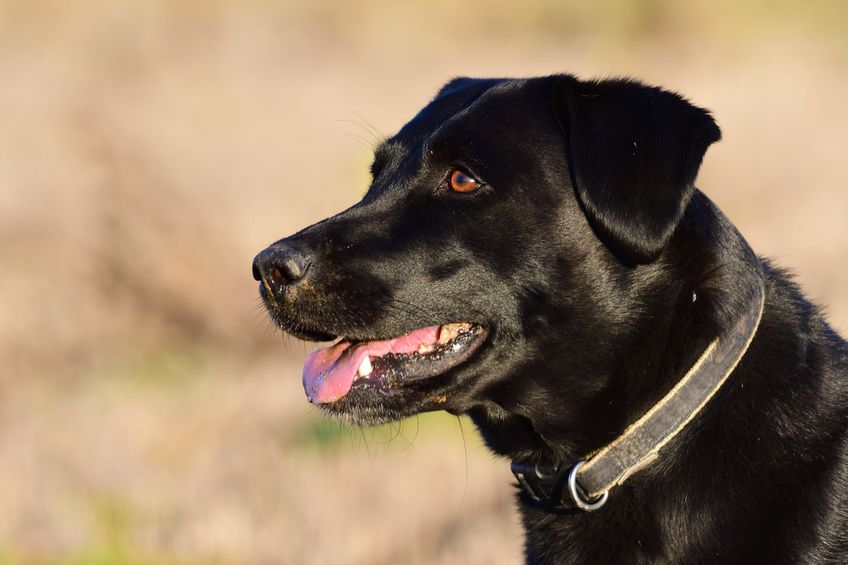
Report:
1,1,846,563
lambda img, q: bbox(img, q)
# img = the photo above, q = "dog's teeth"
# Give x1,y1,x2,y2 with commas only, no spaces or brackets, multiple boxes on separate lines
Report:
418,343,436,354
438,323,461,344
357,356,373,377
437,328,452,344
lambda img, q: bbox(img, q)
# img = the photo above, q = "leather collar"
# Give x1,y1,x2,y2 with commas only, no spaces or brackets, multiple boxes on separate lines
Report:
512,266,765,512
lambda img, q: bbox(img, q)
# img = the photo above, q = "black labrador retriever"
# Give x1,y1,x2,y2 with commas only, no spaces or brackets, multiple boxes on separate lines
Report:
253,75,848,564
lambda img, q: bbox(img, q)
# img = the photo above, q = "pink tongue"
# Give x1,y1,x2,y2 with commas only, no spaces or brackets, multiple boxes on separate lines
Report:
302,326,441,404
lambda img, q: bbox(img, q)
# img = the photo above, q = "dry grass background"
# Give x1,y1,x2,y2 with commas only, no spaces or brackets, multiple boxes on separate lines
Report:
0,1,846,563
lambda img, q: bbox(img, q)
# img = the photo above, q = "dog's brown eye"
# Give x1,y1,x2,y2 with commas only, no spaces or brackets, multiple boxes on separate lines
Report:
449,169,481,193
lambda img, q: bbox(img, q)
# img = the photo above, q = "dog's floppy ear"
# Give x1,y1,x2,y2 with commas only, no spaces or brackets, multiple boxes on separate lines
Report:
555,76,721,265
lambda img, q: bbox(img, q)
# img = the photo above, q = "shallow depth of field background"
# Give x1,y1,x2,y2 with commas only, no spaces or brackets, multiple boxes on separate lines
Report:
1,1,847,563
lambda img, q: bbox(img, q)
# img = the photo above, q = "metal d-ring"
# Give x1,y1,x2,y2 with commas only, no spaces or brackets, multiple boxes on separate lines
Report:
567,461,609,512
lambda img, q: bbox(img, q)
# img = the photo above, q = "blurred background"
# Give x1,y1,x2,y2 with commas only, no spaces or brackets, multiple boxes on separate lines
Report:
0,1,846,563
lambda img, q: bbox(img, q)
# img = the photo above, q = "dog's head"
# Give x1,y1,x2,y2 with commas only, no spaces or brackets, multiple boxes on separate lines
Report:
253,75,720,429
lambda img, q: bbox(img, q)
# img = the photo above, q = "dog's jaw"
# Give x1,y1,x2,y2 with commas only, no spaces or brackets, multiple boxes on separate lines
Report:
302,323,487,406
305,324,491,426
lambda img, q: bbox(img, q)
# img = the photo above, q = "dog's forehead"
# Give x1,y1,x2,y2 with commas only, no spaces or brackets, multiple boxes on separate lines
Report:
399,78,507,141
373,77,545,166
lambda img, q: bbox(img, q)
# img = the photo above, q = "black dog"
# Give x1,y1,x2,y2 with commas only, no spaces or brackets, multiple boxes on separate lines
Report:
253,75,848,563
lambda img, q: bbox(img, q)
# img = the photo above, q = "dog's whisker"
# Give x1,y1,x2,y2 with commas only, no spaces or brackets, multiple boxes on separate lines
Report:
455,415,469,512
386,420,402,450
344,108,385,142
344,132,376,151
360,427,374,464
331,117,383,145
406,415,421,449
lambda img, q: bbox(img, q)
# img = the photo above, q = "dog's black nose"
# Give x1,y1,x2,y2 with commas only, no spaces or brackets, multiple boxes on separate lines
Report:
252,257,262,281
253,243,312,289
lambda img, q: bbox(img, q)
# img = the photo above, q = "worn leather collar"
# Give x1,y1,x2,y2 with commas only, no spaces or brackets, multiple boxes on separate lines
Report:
512,266,766,513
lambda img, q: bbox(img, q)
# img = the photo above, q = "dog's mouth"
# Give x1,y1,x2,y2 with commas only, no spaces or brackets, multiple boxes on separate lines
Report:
302,322,487,404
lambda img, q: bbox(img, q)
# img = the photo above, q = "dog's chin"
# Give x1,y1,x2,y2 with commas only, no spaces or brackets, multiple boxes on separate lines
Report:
298,323,490,426
315,389,448,426
313,366,481,426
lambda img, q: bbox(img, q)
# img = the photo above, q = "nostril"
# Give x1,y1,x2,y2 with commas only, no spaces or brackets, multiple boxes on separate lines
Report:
255,244,312,290
269,266,285,287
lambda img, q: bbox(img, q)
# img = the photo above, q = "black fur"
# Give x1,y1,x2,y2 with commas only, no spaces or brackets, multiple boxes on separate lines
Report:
255,75,848,563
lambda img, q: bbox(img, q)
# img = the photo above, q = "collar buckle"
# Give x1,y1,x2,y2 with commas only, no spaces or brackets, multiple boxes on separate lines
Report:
510,460,571,510
511,460,609,512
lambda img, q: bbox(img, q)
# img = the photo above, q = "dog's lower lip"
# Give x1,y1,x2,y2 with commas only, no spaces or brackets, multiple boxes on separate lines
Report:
302,323,487,404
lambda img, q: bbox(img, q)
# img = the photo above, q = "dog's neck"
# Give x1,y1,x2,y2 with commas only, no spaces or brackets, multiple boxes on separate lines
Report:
469,192,765,504
512,267,764,511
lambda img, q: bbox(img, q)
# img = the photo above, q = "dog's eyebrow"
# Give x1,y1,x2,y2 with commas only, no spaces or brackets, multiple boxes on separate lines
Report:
425,79,515,148
368,80,511,184
377,80,510,170
370,142,404,177
372,144,391,166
